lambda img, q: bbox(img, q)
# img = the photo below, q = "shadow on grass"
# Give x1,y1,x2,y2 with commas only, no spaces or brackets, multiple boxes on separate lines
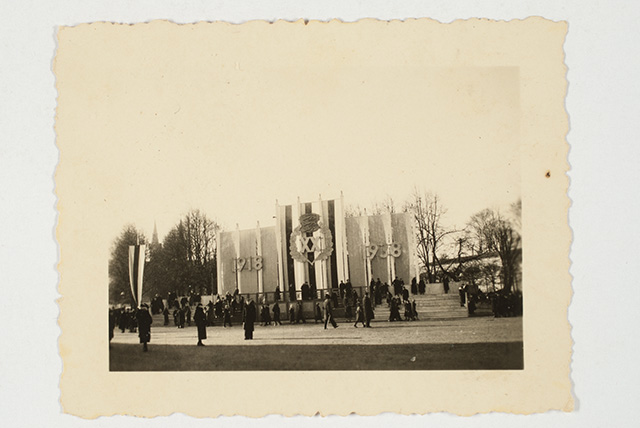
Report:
110,342,523,371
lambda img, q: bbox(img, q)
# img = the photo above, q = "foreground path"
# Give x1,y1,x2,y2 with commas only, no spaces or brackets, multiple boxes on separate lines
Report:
111,316,522,346
110,317,523,371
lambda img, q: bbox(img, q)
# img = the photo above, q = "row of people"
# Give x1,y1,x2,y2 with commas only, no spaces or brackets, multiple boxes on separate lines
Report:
110,291,380,352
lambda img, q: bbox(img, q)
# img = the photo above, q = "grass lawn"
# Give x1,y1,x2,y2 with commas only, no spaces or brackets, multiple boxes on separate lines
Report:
110,341,523,371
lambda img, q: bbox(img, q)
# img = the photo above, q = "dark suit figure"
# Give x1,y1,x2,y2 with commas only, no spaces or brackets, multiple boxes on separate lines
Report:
136,304,152,352
243,299,257,340
296,301,306,324
194,303,207,346
314,302,323,323
323,295,338,329
272,303,282,325
363,293,374,327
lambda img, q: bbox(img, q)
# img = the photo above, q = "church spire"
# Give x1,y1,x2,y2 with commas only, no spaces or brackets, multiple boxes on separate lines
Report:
152,221,159,246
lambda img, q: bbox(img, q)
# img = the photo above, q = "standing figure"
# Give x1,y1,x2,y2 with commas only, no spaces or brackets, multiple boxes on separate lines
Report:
272,303,282,325
353,302,365,328
310,282,317,300
223,304,232,327
411,277,418,295
242,298,257,340
136,303,152,352
404,300,414,321
207,301,215,326
109,308,115,344
412,299,419,320
402,286,409,302
443,276,450,294
274,285,281,302
194,303,207,346
178,304,186,328
162,306,169,326
314,302,323,323
389,296,402,322
459,285,466,307
288,305,296,324
185,304,192,326
419,277,426,295
323,294,338,329
363,292,374,328
344,295,353,322
296,301,306,324
262,303,272,326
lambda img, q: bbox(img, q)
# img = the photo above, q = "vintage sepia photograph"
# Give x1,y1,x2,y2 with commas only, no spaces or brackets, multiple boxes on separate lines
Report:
55,18,570,415
98,24,524,372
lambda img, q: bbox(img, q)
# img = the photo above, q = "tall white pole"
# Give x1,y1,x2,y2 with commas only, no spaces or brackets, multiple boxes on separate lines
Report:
256,220,263,295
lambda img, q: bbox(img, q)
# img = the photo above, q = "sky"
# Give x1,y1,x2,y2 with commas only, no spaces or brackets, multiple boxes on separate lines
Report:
56,22,521,243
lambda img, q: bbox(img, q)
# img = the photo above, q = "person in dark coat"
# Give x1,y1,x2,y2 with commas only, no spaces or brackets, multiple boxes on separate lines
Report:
459,284,466,307
261,303,272,326
301,282,310,300
289,283,297,301
274,285,281,302
162,306,169,326
109,308,115,344
118,308,127,333
136,304,152,352
412,298,419,320
207,301,215,326
223,304,232,327
288,305,296,323
296,301,306,324
185,304,192,326
178,304,186,328
418,278,426,295
404,300,414,321
272,303,282,325
411,277,418,295
402,286,409,302
194,303,207,346
314,302,323,323
363,292,374,327
344,295,353,322
389,296,402,322
443,276,450,294
323,295,338,329
242,298,257,340
353,302,365,328
310,282,317,300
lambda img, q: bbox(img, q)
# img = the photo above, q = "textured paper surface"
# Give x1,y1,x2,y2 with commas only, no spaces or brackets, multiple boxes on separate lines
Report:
55,18,571,416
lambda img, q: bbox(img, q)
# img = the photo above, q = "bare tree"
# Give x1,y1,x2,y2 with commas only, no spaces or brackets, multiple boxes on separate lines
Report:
344,203,366,218
406,189,456,283
467,207,522,293
160,209,220,296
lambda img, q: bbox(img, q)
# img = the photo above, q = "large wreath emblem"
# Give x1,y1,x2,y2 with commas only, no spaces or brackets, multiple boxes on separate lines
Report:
290,213,334,264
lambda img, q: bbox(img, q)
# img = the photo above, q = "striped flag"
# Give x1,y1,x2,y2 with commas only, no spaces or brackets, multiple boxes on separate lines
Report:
128,244,146,306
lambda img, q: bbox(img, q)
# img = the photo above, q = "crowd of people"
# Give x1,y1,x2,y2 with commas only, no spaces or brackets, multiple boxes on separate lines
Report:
110,275,524,352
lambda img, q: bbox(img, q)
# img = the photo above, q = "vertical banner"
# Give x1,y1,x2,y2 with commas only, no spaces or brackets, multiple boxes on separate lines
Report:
392,212,412,284
128,244,145,306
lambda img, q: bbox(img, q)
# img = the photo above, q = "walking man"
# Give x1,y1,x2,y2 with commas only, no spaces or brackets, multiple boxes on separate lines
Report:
323,294,338,329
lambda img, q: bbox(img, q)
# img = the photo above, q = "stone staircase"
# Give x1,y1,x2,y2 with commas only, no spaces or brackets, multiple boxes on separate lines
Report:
371,293,468,321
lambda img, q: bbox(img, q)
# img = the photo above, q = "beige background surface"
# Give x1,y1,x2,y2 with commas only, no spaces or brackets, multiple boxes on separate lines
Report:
55,18,571,416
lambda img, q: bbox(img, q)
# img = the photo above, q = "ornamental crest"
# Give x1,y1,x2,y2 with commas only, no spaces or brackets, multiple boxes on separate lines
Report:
290,213,333,264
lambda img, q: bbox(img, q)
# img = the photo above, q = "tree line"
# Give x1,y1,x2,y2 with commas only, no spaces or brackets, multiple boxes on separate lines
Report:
109,192,522,305
347,190,522,294
108,209,219,305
